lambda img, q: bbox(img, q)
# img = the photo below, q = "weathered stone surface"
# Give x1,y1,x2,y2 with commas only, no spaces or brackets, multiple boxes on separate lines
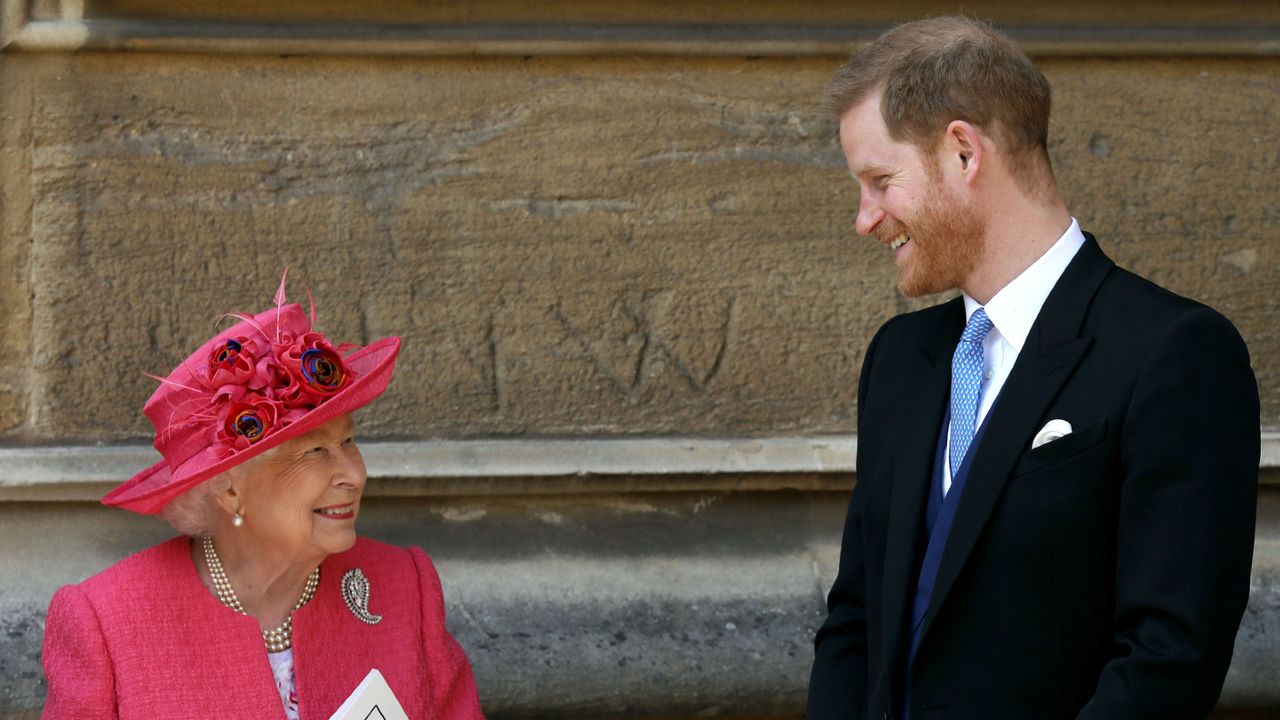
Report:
10,52,872,441
0,597,43,720
1047,59,1280,423
0,58,34,435
448,573,821,716
1226,539,1280,707
0,54,1276,441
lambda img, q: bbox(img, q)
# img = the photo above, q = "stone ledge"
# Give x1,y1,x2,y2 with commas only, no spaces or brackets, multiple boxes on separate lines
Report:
0,432,1277,502
0,436,857,500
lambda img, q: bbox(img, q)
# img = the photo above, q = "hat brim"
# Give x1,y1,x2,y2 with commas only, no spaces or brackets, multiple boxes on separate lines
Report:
101,336,401,515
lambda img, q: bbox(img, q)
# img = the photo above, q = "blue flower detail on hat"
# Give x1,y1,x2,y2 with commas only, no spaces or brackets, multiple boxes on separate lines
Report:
231,409,265,442
212,339,243,368
222,397,281,450
300,347,345,391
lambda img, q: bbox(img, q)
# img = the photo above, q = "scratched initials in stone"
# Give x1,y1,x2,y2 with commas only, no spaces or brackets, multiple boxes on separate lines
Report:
554,293,738,398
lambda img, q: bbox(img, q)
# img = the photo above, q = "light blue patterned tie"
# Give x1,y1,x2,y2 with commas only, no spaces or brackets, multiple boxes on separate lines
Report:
949,308,994,479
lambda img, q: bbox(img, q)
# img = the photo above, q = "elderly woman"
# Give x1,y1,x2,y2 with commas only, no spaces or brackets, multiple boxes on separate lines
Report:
41,280,484,719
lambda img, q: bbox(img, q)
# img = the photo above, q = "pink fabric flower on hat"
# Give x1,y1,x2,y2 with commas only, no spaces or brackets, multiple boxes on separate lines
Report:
206,337,255,388
273,332,351,408
205,335,281,404
221,396,283,451
205,323,355,453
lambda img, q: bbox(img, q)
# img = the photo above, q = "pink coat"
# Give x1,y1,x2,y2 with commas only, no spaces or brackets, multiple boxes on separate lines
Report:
42,536,485,719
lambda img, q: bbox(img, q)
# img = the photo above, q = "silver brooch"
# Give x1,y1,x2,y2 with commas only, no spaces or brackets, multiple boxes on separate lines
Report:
341,568,383,625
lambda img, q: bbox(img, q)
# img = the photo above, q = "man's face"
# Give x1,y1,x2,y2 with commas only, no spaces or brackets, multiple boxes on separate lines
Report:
839,95,985,297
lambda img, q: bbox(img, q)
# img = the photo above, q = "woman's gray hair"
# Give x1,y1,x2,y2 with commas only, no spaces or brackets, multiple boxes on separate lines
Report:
159,450,273,536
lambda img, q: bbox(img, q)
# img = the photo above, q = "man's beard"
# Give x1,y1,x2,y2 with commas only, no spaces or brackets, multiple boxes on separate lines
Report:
886,184,985,298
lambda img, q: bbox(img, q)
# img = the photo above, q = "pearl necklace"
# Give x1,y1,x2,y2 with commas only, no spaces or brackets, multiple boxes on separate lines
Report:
201,535,320,653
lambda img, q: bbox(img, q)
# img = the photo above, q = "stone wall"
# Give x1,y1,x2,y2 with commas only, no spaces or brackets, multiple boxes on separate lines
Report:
1,51,1277,440
1,0,1277,717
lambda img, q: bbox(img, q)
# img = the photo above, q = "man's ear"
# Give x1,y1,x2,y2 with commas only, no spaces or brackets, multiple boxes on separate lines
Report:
944,120,985,185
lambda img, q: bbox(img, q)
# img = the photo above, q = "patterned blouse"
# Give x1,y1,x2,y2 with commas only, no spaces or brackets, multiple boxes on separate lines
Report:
267,649,300,719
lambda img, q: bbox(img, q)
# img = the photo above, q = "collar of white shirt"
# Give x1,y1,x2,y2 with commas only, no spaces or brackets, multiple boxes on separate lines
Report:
962,218,1087,353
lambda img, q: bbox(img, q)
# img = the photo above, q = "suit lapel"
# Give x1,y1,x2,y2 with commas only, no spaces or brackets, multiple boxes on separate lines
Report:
916,236,1115,647
880,299,963,682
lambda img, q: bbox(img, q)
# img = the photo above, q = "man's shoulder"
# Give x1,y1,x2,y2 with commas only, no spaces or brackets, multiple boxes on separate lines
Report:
1091,264,1240,345
1100,265,1205,314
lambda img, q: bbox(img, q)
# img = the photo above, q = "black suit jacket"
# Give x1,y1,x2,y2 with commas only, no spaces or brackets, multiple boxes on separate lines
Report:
808,236,1260,720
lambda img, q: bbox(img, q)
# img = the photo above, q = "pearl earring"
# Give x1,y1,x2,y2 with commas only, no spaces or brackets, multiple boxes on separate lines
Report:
232,511,244,528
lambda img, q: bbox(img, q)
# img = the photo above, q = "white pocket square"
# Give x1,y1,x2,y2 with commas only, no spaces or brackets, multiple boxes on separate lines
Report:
1032,419,1073,449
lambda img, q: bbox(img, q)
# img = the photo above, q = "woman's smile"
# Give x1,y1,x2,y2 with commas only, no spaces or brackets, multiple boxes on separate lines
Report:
314,503,355,520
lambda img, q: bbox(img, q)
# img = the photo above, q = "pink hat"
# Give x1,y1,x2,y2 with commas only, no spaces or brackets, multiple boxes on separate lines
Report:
103,277,400,515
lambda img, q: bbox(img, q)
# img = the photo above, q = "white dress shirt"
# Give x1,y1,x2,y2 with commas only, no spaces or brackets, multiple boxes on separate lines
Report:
943,218,1087,495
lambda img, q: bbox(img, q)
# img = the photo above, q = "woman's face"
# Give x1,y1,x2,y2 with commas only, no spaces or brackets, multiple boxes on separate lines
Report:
234,414,366,563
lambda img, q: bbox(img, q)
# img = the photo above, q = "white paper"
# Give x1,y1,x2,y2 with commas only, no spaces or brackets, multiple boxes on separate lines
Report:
328,668,409,720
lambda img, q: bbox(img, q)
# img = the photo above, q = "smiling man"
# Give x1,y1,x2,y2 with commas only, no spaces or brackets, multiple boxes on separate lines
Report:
806,17,1260,720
